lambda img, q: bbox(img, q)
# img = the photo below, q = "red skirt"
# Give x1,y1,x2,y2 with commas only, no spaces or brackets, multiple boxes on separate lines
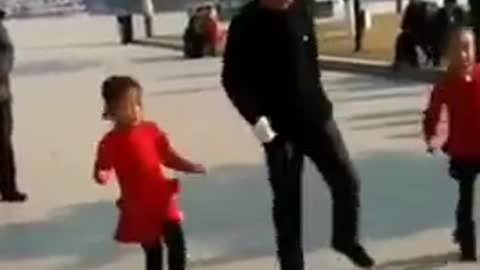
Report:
113,180,183,244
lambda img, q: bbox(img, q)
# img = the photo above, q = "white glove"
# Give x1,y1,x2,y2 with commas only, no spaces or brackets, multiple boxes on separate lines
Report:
253,116,277,144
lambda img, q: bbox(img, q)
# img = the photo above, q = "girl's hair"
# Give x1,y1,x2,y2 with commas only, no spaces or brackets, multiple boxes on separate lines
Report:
448,26,475,49
101,75,142,119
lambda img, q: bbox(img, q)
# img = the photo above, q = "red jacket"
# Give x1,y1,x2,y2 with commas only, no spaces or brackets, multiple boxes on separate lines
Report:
94,121,194,244
423,65,480,158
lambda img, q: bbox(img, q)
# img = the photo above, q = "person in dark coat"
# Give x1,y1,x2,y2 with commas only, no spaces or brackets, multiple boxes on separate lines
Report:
221,0,374,269
0,8,27,202
429,0,467,66
116,12,133,45
394,0,439,68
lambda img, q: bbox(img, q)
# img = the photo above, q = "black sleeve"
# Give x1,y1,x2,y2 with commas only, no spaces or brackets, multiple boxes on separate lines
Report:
221,17,263,125
300,3,323,89
306,11,322,80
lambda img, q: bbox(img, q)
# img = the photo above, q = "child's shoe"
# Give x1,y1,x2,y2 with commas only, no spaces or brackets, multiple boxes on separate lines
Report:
456,222,477,262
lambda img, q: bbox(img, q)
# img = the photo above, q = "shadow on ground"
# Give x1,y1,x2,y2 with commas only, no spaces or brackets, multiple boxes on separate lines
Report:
149,86,218,97
182,150,456,267
13,59,101,76
130,54,185,65
325,72,424,94
0,201,128,270
0,150,458,269
374,251,458,270
19,42,118,51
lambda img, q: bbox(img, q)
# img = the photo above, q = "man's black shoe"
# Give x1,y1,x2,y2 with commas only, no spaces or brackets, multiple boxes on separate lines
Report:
1,191,27,202
460,253,477,262
333,244,375,268
453,229,459,244
459,237,477,262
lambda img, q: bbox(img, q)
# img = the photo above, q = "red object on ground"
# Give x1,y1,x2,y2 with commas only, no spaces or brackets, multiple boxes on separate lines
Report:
423,65,480,158
94,121,192,244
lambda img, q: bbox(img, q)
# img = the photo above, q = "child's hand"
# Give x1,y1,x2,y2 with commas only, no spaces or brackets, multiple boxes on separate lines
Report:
95,170,113,185
190,164,206,174
426,141,436,155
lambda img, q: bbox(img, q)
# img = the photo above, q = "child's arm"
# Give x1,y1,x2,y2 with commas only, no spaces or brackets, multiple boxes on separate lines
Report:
154,125,205,174
422,84,446,150
163,145,205,174
93,137,114,185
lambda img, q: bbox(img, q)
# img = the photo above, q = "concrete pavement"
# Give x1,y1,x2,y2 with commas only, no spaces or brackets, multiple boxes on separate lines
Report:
0,15,478,270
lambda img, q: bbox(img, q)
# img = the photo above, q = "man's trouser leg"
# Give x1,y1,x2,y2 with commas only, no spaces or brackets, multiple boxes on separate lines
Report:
264,137,305,270
301,120,360,249
0,101,17,196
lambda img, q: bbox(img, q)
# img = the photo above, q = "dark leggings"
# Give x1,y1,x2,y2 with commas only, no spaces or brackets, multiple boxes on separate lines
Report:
141,222,186,270
457,179,475,228
0,101,17,195
450,159,477,229
453,176,476,258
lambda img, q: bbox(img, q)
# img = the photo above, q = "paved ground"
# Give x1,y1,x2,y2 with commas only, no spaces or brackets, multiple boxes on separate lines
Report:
0,15,479,270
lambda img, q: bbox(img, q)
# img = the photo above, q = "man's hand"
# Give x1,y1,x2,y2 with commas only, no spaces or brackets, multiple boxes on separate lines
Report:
253,116,277,144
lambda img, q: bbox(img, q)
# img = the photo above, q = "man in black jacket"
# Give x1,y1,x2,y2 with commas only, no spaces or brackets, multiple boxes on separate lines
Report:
221,0,374,269
0,8,27,202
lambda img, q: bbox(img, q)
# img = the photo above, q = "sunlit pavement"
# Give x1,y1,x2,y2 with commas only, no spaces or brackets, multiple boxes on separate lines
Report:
0,15,478,270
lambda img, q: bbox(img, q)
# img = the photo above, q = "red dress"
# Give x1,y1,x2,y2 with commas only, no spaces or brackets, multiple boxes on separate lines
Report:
205,17,226,50
423,65,480,158
94,121,190,244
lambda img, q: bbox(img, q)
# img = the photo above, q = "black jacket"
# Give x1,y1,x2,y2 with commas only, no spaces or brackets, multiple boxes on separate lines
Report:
221,0,332,137
0,22,14,102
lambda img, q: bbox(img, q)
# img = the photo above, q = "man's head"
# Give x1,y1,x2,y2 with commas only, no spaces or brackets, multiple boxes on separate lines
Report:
444,0,457,6
259,0,295,10
0,3,7,21
0,9,6,21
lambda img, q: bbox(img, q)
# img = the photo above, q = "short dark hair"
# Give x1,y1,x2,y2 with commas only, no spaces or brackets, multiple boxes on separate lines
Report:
101,75,142,119
0,10,6,20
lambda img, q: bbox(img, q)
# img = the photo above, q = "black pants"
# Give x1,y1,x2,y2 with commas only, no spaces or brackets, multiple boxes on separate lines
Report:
0,101,17,196
264,119,360,270
141,222,186,270
117,15,133,45
394,31,419,68
449,159,478,234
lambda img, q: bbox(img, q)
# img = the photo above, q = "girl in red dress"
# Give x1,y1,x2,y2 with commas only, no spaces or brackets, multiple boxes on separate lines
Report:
423,28,479,262
93,75,205,270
